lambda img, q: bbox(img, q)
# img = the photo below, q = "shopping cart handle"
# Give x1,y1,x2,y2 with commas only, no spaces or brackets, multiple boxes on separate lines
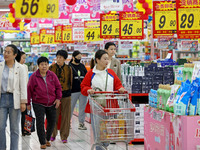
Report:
93,91,128,94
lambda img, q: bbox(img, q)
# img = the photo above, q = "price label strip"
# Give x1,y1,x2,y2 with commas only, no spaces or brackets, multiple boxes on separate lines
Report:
55,26,62,43
16,0,59,18
100,13,119,38
84,20,102,42
153,1,176,38
120,12,144,39
62,25,73,43
30,33,40,45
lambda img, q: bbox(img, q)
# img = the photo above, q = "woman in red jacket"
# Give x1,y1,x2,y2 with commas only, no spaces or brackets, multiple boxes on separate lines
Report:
27,57,62,149
81,50,125,150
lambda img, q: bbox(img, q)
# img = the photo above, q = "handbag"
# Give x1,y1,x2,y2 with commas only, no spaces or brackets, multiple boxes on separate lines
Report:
24,111,35,133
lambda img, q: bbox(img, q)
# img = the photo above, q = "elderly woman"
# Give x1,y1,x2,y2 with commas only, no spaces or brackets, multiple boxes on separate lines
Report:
27,57,62,149
0,44,27,150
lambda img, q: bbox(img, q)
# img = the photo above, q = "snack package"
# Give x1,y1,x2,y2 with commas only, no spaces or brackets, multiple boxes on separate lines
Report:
189,78,199,115
166,85,180,112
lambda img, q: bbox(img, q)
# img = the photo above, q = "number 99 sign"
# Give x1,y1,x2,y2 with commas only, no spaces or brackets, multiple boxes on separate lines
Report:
16,0,59,18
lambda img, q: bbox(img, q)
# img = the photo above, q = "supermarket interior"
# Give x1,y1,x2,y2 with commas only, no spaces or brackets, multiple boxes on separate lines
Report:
1,0,200,150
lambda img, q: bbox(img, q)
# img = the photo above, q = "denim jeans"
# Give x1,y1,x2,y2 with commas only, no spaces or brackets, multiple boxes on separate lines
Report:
71,92,87,124
0,93,21,150
91,114,109,150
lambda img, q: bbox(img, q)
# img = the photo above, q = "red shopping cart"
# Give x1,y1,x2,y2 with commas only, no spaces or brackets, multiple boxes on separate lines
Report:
89,91,136,150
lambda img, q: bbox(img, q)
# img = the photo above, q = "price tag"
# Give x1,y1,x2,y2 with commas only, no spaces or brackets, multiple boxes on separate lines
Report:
84,28,102,42
40,33,47,44
40,29,55,44
153,1,176,38
62,25,73,43
119,12,144,39
155,11,176,31
16,0,59,18
55,26,62,43
30,33,39,45
100,13,119,38
178,8,200,31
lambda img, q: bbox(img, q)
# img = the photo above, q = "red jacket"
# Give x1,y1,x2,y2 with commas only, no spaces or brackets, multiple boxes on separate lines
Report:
81,68,123,113
28,70,62,106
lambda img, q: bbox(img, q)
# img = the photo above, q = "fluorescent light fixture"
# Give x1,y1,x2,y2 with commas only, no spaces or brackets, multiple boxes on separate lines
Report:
0,9,10,11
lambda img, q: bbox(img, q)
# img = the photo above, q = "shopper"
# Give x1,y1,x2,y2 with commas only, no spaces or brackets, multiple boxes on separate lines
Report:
69,51,88,130
27,57,62,149
104,42,122,81
81,50,125,150
18,51,30,136
0,44,27,150
49,50,72,143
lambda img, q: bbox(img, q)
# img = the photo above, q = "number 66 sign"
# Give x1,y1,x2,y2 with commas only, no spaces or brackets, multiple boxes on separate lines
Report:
16,0,59,18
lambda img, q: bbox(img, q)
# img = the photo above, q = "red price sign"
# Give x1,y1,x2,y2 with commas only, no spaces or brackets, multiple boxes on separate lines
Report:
40,29,56,44
62,25,73,43
119,12,144,39
55,26,62,43
30,33,40,45
153,1,177,38
100,13,119,39
176,0,200,39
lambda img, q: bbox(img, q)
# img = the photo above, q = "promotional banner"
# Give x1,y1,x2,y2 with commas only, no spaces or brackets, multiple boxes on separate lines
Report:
62,25,73,43
89,0,103,19
153,1,176,38
100,0,123,11
181,40,198,51
100,13,119,38
176,0,200,39
71,0,90,19
0,13,19,31
16,0,59,18
74,42,88,51
119,11,144,39
30,32,40,45
122,0,134,12
84,20,102,42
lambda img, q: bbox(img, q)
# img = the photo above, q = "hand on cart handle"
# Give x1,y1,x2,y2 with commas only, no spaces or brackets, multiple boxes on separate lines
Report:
87,89,95,95
118,87,126,94
91,89,128,94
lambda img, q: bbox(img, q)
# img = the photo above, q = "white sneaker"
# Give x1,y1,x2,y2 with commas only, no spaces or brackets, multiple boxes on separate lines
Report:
78,123,87,130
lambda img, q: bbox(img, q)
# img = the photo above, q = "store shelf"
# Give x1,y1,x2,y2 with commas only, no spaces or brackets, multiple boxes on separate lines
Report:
1,38,30,42
175,51,199,53
118,58,141,61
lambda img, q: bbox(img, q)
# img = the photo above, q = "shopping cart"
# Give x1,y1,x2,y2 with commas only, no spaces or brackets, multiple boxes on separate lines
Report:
89,91,136,150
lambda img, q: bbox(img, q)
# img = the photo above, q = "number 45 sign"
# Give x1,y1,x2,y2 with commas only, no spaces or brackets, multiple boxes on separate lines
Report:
119,12,144,39
16,0,59,18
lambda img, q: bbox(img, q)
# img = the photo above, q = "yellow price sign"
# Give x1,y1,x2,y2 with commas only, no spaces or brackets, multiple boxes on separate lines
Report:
178,8,200,31
30,33,39,45
40,34,55,44
62,30,72,43
55,31,61,42
101,21,119,38
84,28,102,42
16,0,59,18
155,11,176,31
40,33,47,44
121,20,143,37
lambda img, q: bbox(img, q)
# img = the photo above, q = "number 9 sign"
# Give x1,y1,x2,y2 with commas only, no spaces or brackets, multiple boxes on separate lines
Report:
16,0,59,18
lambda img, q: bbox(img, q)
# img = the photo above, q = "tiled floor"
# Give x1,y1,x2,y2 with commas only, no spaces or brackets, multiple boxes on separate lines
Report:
5,115,144,150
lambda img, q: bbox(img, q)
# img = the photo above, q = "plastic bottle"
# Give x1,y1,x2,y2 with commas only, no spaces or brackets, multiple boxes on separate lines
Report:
162,85,167,110
157,85,163,109
165,86,172,111
187,64,194,82
182,64,188,81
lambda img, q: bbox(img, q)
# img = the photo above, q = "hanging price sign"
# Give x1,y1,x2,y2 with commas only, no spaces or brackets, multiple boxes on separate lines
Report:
16,0,59,18
55,26,62,43
176,0,200,39
153,1,177,38
100,13,119,38
40,29,56,44
84,20,102,42
30,32,40,45
62,25,73,43
119,12,144,39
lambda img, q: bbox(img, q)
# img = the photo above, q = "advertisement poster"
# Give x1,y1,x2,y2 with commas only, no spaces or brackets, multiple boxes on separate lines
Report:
72,0,90,19
158,36,177,50
120,41,133,50
100,0,123,11
0,13,19,30
73,22,85,41
74,42,88,51
181,40,198,51
122,0,134,12
87,43,101,52
89,0,103,19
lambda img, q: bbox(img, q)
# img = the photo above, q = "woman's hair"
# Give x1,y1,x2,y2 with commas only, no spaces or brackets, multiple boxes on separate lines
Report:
56,50,68,59
20,51,26,56
37,56,49,65
6,44,21,62
70,50,81,63
104,42,116,50
95,50,107,63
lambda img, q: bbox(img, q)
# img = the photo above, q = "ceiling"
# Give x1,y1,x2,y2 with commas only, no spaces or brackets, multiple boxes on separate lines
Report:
0,0,15,9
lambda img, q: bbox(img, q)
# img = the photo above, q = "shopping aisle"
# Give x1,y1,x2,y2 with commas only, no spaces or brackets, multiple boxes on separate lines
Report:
5,115,144,150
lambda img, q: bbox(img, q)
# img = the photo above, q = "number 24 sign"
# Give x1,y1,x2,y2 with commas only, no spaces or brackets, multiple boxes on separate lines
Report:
16,0,59,18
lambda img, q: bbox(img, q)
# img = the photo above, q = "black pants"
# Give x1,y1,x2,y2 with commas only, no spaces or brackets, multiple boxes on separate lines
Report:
33,103,56,145
21,108,28,134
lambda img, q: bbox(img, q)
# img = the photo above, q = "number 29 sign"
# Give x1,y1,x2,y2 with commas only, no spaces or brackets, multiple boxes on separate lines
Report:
16,0,59,18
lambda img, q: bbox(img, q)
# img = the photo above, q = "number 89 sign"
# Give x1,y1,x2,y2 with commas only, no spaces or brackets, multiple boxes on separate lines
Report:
16,0,59,18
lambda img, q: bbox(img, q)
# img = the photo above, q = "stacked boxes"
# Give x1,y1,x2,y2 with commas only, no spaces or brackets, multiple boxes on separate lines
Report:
132,77,143,93
133,104,145,139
